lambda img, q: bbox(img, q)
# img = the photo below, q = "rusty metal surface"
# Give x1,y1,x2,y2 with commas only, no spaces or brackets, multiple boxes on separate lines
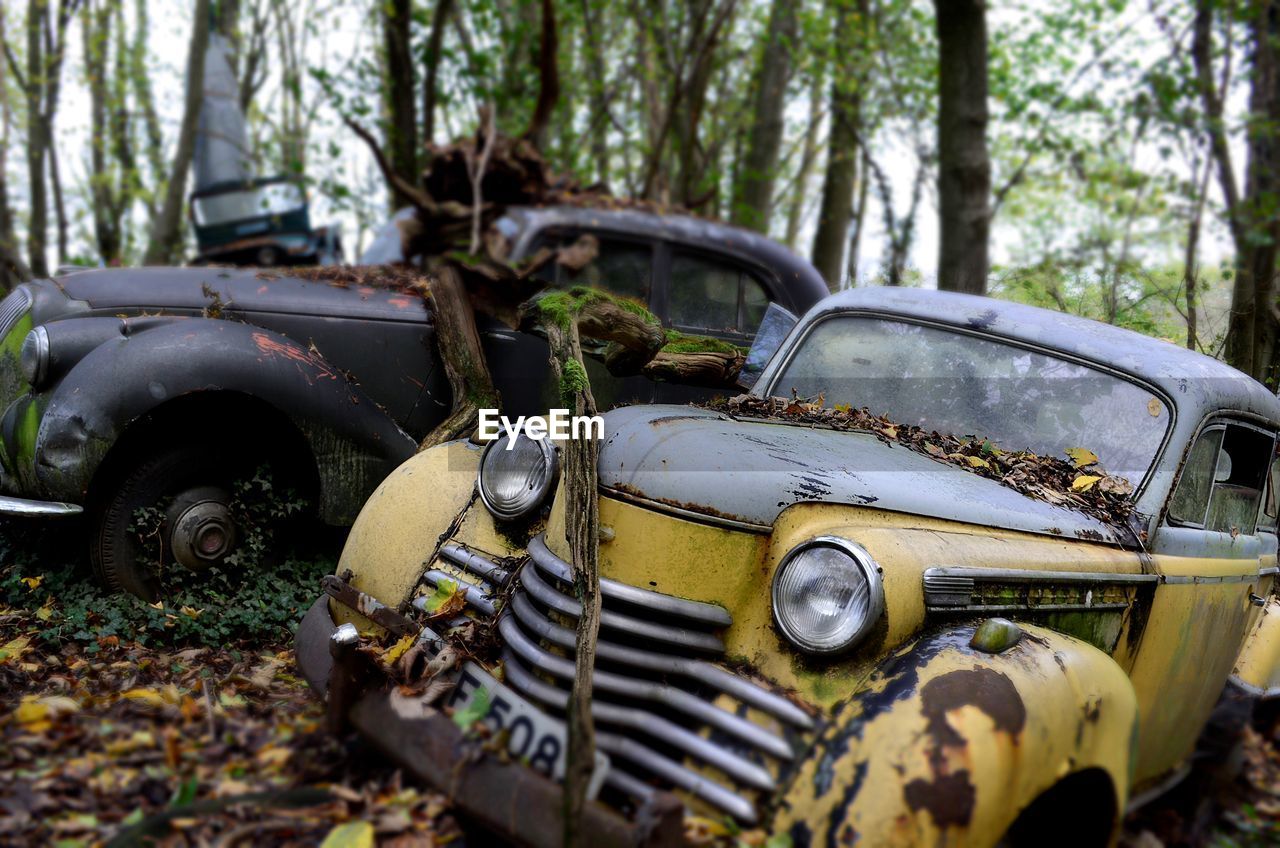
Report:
596,404,1129,545
348,694,682,848
320,574,418,637
295,587,682,848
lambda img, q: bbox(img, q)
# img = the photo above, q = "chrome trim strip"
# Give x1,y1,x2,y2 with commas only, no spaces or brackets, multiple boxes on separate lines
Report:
528,535,732,627
1160,573,1268,585
510,592,812,729
497,615,791,760
0,496,83,517
439,543,512,586
501,649,775,792
925,566,1159,585
502,652,757,822
929,602,1131,613
520,561,725,653
1260,566,1279,576
418,570,497,617
600,487,772,534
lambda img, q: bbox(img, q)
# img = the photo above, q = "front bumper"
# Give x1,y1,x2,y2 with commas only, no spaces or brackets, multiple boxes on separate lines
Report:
0,494,82,517
295,595,684,848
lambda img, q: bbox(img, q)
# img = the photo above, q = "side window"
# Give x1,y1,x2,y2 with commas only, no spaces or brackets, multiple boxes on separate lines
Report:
1169,422,1277,535
531,233,653,304
669,251,773,335
1260,452,1280,533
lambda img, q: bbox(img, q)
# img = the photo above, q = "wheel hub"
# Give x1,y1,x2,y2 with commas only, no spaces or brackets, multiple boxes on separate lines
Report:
167,488,237,571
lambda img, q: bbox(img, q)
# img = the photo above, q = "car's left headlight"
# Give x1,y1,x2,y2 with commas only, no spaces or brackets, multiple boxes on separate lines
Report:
772,536,884,655
477,432,559,521
19,326,50,390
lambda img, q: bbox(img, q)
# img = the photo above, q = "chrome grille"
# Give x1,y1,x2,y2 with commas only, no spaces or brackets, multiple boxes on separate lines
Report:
428,536,814,824
0,287,31,341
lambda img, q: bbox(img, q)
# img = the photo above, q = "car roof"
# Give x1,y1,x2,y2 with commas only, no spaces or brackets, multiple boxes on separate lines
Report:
768,287,1280,523
504,206,830,304
803,287,1280,425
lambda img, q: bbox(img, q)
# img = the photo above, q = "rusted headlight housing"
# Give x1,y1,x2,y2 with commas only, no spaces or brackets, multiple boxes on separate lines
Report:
772,537,884,655
19,326,50,390
477,432,559,521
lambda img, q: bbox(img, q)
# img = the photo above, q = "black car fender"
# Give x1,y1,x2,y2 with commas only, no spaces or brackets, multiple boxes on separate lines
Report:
32,318,416,523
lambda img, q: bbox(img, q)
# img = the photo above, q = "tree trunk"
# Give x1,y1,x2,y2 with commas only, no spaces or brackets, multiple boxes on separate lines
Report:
933,0,990,294
417,266,501,451
382,0,418,207
730,0,799,232
0,6,26,288
1247,0,1280,383
580,0,609,184
844,146,870,288
86,0,122,263
143,0,210,266
422,0,454,146
543,318,601,848
25,0,48,278
784,68,825,248
810,0,865,291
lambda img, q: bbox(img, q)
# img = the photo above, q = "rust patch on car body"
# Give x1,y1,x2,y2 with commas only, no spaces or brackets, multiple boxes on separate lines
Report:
252,331,339,383
902,667,1026,829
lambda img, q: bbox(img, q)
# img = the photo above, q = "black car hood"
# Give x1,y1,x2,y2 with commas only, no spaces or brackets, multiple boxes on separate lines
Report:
54,267,428,323
598,405,1128,545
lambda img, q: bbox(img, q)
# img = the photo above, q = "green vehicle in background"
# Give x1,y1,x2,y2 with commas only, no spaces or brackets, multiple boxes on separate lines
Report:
190,176,343,268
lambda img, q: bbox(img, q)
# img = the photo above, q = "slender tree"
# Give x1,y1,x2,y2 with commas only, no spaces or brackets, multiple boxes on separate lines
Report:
143,0,211,265
933,0,990,294
1195,0,1280,380
731,0,799,231
811,0,867,289
381,0,417,207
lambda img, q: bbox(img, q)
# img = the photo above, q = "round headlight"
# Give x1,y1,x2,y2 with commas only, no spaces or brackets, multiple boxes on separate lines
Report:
19,326,50,389
771,537,884,655
477,432,559,520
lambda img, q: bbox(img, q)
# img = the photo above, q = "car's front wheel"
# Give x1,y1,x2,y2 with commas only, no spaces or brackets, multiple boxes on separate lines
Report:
88,433,310,602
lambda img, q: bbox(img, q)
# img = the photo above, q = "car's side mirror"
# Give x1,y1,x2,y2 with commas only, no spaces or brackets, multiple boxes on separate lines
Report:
738,303,798,389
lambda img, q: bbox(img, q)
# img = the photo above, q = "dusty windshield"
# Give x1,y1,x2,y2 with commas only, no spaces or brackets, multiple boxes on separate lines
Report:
770,316,1170,481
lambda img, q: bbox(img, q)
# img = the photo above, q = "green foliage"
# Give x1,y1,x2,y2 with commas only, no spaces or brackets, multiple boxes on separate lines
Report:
662,330,746,355
0,547,331,650
558,358,588,406
0,466,325,649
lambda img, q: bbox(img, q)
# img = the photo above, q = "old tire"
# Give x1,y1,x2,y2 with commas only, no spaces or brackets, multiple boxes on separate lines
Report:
88,434,289,602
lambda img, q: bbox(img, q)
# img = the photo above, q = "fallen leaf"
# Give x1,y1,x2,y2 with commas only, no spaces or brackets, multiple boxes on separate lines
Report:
0,634,32,663
1098,476,1134,496
19,576,42,590
320,820,375,848
1065,447,1099,468
965,455,990,469
1072,475,1102,492
1147,397,1163,417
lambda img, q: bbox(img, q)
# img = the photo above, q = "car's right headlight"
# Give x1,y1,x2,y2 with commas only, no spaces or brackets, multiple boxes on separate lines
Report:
477,432,559,521
19,326,50,390
771,536,884,655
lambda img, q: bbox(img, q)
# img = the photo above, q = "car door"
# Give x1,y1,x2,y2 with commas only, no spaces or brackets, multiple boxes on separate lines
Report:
481,229,657,417
651,245,777,405
1128,417,1279,784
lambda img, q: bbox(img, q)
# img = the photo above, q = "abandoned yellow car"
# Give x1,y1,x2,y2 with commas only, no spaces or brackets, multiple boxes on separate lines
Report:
297,288,1280,846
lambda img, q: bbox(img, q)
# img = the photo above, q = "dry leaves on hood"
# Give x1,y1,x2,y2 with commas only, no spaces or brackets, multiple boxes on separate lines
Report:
716,393,1137,528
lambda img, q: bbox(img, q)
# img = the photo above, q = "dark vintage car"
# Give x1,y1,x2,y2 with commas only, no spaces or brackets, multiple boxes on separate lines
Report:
299,287,1280,846
191,177,344,268
0,207,827,600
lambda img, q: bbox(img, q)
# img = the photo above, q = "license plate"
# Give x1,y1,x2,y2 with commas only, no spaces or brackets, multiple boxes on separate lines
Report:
447,662,610,799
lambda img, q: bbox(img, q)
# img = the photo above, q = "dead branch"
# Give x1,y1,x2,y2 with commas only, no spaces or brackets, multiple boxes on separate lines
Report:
541,314,600,848
415,266,500,451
